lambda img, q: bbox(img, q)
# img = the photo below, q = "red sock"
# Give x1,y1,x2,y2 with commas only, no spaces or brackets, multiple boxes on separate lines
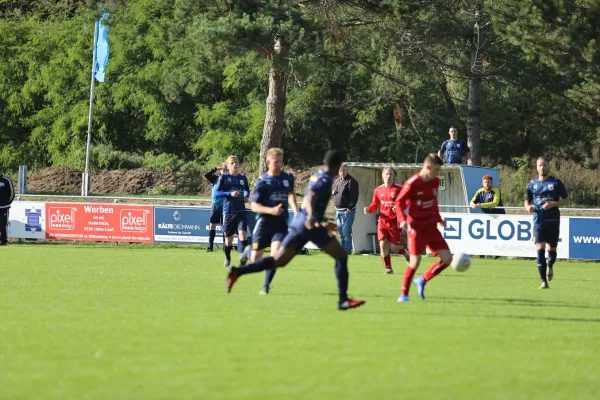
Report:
401,267,416,295
395,246,407,256
382,254,392,269
422,260,449,281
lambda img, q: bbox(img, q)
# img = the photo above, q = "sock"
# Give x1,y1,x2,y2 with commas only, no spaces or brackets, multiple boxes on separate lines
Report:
536,249,547,283
238,257,276,276
335,257,349,304
238,239,249,253
381,254,392,269
395,246,407,256
401,267,416,296
242,246,252,261
224,245,233,264
208,229,216,248
422,260,449,282
547,250,557,269
264,269,276,288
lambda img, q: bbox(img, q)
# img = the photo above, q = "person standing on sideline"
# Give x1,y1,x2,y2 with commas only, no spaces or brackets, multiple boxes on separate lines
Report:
524,157,569,289
333,164,359,254
0,165,15,246
470,175,505,214
438,126,471,165
204,162,227,252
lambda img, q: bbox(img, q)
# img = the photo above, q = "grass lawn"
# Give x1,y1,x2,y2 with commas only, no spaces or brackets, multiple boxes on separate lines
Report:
1,245,599,399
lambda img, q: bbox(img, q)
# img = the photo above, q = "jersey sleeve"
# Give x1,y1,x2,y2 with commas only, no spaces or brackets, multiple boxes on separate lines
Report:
395,183,412,223
290,174,295,193
243,175,250,198
366,188,380,214
204,168,218,184
480,188,501,208
439,140,447,153
525,182,533,203
308,175,329,198
471,189,483,204
463,140,471,153
214,175,230,198
557,179,568,199
250,178,263,203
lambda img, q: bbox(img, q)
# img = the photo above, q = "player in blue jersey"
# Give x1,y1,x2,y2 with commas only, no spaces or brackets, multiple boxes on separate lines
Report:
525,157,569,289
225,149,366,311
239,148,298,295
215,156,251,268
438,126,471,165
204,162,227,252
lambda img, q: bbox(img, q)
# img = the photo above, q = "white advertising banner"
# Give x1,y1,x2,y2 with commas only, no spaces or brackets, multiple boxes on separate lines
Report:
7,201,46,239
438,213,570,259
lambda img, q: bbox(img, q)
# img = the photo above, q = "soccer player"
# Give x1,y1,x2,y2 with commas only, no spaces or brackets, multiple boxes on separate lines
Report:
363,166,409,274
225,149,366,311
395,154,453,302
204,162,227,252
438,126,471,165
239,148,298,295
215,156,250,267
524,156,569,289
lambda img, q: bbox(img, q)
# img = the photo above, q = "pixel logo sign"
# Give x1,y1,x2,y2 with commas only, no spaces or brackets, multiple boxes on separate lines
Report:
444,218,462,239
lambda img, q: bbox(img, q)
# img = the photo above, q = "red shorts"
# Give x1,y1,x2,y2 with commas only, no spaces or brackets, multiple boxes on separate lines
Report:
407,225,449,255
377,220,402,245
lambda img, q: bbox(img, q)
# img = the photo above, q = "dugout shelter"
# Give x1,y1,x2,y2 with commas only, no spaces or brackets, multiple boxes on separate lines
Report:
346,162,499,253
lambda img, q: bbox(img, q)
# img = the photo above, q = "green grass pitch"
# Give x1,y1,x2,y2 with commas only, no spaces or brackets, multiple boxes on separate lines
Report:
1,245,599,399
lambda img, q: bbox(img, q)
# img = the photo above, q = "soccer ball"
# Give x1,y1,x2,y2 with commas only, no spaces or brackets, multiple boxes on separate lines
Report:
451,253,471,272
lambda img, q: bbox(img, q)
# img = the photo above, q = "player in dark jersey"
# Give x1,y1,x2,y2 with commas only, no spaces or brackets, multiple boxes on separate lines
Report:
438,126,470,165
215,156,250,268
395,154,453,302
239,148,298,295
525,156,569,289
225,149,365,311
204,162,226,252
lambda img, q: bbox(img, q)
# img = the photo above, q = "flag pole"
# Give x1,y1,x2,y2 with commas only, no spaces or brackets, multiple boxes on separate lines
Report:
83,19,99,197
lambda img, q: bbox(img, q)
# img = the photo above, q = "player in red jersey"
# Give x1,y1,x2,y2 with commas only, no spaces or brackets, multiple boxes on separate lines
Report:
395,154,453,302
363,166,409,274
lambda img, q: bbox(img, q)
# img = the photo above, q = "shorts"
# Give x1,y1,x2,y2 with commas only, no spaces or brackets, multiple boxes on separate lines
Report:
281,213,335,252
533,224,560,247
407,225,449,256
209,205,223,224
252,217,288,250
377,219,402,245
222,213,248,237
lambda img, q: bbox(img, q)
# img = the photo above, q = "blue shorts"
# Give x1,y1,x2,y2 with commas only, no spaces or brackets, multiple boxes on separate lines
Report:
223,213,248,237
533,224,560,247
252,218,288,250
209,205,223,224
281,213,335,252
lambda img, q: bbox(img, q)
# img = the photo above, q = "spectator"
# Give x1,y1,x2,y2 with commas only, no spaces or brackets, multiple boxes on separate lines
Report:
333,163,359,254
470,175,505,214
0,164,15,246
438,126,471,165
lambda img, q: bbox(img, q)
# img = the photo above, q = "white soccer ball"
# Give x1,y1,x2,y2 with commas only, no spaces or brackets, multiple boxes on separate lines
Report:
451,253,471,272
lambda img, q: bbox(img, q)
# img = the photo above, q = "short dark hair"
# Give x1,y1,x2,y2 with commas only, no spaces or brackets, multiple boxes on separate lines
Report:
324,149,346,169
424,153,444,166
449,126,458,131
536,156,549,164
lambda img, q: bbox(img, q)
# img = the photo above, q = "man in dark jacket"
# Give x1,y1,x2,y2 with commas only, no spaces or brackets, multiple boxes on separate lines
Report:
0,164,15,246
333,164,359,254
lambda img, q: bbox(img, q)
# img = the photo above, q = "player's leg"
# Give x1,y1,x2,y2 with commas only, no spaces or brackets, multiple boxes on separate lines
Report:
0,208,7,245
388,223,410,263
236,212,249,256
534,225,549,288
545,226,559,282
398,228,424,302
379,236,393,274
413,229,452,299
260,241,281,294
207,205,221,252
222,216,236,267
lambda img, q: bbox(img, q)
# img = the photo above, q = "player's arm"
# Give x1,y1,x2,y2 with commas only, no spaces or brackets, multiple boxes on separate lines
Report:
463,142,471,164
433,196,446,227
395,184,412,229
470,189,482,208
214,175,231,198
437,141,446,160
364,189,380,214
479,188,501,209
243,175,250,202
524,183,535,213
288,175,298,215
204,167,219,184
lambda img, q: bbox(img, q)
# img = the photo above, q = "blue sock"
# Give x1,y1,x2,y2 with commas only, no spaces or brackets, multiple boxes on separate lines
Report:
536,249,547,283
335,257,349,304
264,269,276,288
547,250,557,269
224,245,233,264
238,239,248,253
208,230,216,248
238,257,276,276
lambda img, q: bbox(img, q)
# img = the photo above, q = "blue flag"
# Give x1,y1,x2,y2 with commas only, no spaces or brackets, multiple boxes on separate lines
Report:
94,14,110,83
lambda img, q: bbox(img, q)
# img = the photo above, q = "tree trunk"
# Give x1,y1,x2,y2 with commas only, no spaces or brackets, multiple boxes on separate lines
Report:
467,2,484,167
259,35,287,175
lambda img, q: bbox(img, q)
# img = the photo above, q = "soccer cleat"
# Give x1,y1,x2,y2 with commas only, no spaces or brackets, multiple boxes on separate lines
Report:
205,247,213,252
539,281,549,289
226,267,239,293
385,268,394,275
414,276,426,299
338,298,366,310
259,287,269,295
547,265,554,281
239,254,248,267
397,295,409,302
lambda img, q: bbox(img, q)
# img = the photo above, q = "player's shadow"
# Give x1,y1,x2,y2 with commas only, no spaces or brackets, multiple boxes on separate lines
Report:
426,296,600,311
